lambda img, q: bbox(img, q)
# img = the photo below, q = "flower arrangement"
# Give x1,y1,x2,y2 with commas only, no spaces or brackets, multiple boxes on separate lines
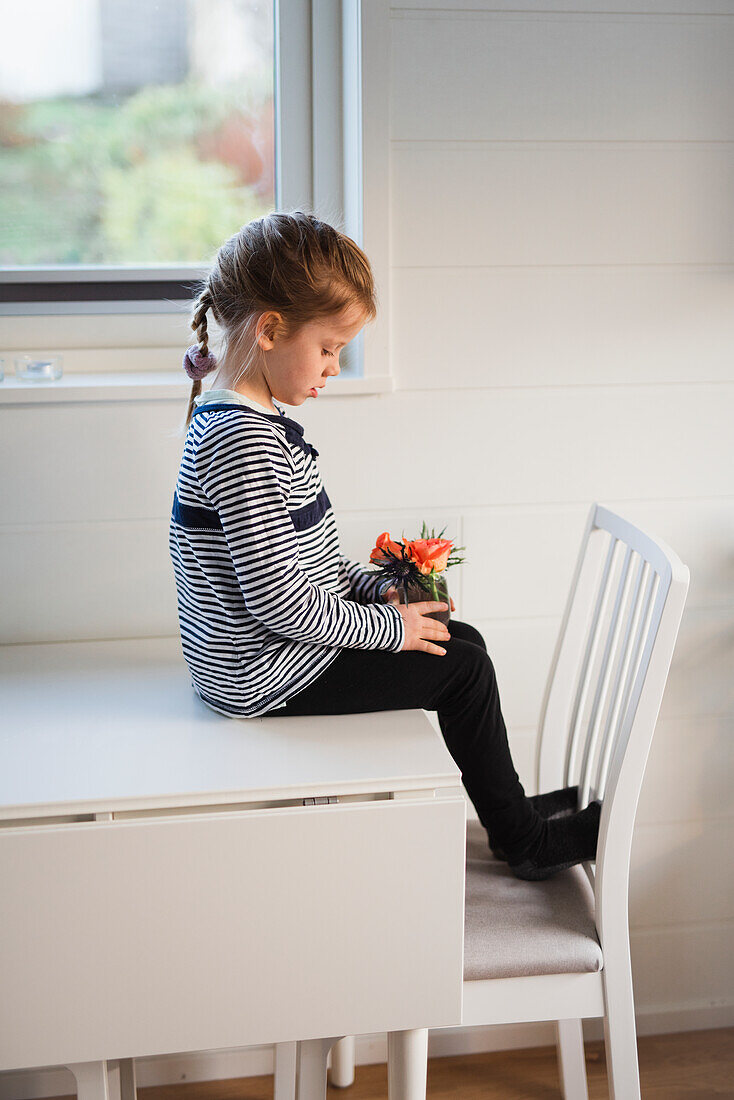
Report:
365,522,466,608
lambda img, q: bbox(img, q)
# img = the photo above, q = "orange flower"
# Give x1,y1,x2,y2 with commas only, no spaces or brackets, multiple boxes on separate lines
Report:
404,537,453,575
369,531,407,564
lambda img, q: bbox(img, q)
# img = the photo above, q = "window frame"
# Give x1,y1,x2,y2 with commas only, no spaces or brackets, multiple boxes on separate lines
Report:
0,0,393,400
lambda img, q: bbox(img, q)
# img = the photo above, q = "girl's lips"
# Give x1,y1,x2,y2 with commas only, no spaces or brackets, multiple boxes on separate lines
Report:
310,387,319,397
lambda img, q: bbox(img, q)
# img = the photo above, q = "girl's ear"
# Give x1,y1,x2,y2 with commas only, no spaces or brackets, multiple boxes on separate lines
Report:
256,310,285,350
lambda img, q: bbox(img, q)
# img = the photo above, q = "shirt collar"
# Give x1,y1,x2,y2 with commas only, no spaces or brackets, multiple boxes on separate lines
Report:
191,390,316,453
194,388,284,417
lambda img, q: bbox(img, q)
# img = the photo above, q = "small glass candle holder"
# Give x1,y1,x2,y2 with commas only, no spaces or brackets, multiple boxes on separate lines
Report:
14,354,64,382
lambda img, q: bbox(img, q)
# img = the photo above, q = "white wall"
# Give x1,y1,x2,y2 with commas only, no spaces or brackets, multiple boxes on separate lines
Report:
1,0,733,1064
388,0,734,1033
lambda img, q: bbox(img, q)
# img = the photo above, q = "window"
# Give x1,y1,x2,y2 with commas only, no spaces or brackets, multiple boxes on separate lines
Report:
0,0,276,308
0,0,392,393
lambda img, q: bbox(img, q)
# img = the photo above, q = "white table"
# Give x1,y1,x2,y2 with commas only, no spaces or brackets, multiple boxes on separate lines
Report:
0,638,466,1098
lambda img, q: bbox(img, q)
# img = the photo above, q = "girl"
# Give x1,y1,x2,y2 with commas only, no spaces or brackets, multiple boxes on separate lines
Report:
169,210,600,881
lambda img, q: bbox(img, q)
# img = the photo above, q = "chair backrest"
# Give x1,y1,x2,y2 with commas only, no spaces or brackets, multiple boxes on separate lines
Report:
535,504,689,951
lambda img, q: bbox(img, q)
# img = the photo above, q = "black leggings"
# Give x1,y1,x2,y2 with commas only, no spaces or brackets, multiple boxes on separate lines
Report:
274,618,543,858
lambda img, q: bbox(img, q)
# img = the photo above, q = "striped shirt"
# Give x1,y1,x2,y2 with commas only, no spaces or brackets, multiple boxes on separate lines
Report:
169,388,405,717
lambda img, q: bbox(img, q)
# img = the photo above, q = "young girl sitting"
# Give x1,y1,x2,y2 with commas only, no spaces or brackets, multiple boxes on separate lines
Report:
169,210,600,881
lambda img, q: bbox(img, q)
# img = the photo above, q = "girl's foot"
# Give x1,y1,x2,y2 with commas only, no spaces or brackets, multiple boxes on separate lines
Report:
507,800,601,881
488,785,579,861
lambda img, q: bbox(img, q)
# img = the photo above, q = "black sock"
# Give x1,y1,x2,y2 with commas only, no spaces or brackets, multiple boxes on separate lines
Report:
530,784,579,818
508,801,601,881
488,785,579,860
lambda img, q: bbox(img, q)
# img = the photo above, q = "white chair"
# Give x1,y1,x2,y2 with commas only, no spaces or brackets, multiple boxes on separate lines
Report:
279,503,689,1099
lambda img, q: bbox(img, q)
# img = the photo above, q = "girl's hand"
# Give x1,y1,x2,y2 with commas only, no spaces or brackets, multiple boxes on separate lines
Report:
383,585,456,613
393,600,451,655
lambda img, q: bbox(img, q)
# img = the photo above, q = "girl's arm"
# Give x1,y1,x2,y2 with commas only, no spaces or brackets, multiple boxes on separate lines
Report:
197,419,405,652
339,555,390,605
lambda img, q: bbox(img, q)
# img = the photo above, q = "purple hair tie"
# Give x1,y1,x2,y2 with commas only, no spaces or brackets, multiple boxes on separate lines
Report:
183,343,218,380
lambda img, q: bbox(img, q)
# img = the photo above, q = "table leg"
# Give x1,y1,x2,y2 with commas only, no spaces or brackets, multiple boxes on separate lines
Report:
105,1060,120,1100
66,1061,111,1100
295,1036,343,1100
330,1035,355,1087
387,1029,428,1100
274,1041,297,1100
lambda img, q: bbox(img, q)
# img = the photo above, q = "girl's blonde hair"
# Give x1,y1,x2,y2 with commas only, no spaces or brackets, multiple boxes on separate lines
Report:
183,210,378,429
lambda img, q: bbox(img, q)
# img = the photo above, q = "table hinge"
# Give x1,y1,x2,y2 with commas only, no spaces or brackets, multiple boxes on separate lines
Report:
302,796,339,806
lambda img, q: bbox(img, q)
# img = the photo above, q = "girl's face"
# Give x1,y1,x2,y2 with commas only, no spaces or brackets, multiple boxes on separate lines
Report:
258,304,367,407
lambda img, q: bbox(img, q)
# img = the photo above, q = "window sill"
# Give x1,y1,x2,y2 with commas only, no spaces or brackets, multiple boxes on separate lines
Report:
0,372,395,406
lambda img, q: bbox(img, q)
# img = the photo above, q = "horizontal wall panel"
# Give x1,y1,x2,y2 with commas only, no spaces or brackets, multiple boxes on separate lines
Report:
315,385,734,510
0,521,179,644
636,717,734,826
462,505,587,620
392,143,734,267
462,499,734,620
394,2,734,13
630,816,734,928
5,385,731,524
656,604,734,720
394,266,734,389
393,11,734,142
0,402,186,524
630,921,734,1010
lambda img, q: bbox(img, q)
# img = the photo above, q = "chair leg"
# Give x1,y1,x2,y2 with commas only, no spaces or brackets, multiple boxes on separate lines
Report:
387,1029,428,1100
296,1036,342,1100
275,1042,298,1100
66,1062,111,1100
556,1018,589,1100
602,968,642,1100
330,1035,356,1087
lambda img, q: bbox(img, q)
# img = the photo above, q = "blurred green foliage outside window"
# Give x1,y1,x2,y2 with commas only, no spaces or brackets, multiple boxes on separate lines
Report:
0,0,275,267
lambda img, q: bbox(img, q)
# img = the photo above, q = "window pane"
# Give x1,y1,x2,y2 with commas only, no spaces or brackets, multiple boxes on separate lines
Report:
0,0,275,266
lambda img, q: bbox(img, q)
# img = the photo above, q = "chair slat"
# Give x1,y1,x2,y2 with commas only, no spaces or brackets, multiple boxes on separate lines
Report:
613,566,660,774
579,544,635,807
564,534,618,787
593,554,648,801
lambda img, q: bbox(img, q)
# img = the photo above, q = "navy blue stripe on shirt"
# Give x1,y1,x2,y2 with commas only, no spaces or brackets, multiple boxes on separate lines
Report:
172,490,222,531
171,485,331,533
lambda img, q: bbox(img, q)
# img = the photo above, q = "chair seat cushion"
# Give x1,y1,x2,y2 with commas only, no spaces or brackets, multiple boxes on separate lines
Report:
464,820,603,981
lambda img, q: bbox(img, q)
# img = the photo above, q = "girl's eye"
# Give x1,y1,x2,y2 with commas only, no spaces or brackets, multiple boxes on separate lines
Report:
322,348,334,357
